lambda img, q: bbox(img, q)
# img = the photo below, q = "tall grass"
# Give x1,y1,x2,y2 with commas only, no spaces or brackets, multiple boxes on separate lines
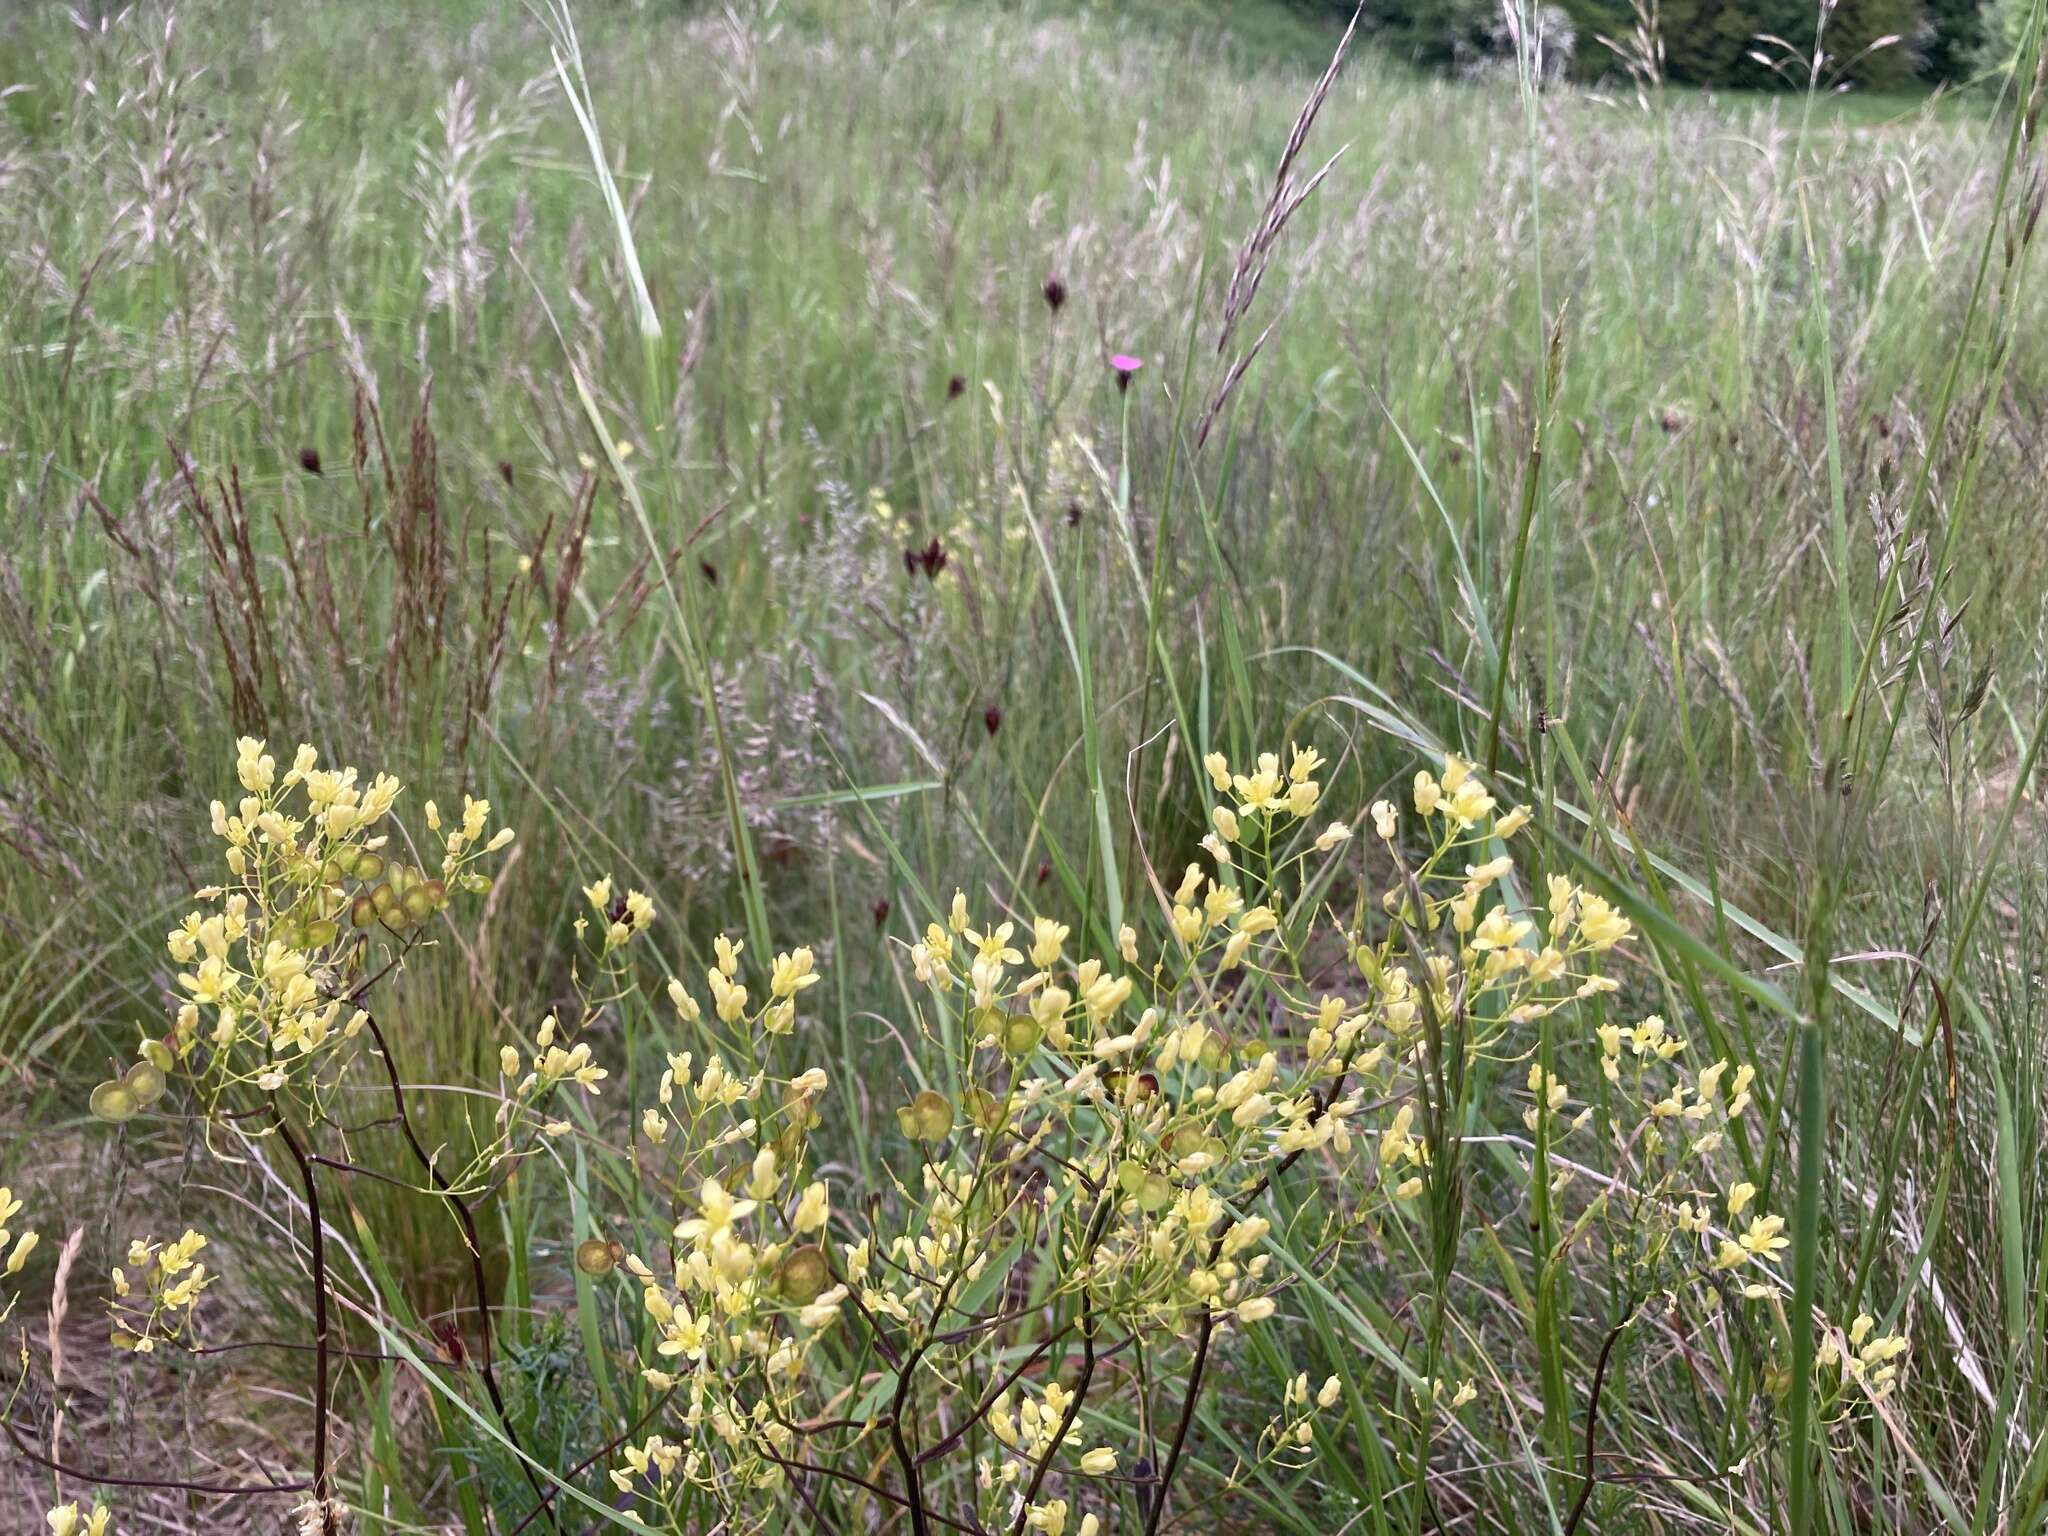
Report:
2,0,2048,1530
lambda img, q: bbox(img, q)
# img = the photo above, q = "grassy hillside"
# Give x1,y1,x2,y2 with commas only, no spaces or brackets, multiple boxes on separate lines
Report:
0,0,2044,1531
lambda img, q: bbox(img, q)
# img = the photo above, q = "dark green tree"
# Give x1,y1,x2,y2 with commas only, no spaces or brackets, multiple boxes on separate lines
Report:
1919,0,1985,79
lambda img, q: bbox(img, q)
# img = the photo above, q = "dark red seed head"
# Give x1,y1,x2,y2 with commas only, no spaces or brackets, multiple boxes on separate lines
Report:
1042,275,1067,313
432,1319,467,1363
872,897,891,927
947,374,966,400
298,448,322,475
1036,859,1051,886
905,537,946,580
700,560,719,585
498,459,515,486
1065,500,1083,528
983,705,1002,736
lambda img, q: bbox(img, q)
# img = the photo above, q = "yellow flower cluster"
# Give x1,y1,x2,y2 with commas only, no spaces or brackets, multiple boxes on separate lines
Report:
1817,1311,1911,1402
0,1187,39,1322
45,1504,111,1536
154,741,510,1109
109,1229,212,1352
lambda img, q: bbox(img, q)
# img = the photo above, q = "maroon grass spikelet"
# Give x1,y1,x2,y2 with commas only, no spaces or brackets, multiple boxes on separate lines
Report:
299,447,322,475
904,537,946,581
984,705,1002,736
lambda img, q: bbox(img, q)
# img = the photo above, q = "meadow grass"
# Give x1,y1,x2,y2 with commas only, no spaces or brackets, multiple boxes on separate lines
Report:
2,0,2047,1531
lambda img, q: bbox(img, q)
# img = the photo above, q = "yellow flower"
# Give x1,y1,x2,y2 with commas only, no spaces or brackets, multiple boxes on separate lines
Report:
1232,754,1285,813
1412,772,1441,816
769,947,820,999
1203,751,1231,792
1738,1213,1789,1260
676,1177,756,1244
1471,908,1532,952
1577,896,1632,950
794,1181,831,1234
1079,1447,1118,1475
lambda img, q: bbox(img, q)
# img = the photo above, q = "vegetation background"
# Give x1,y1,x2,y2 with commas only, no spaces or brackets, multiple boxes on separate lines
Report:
1,0,2046,1530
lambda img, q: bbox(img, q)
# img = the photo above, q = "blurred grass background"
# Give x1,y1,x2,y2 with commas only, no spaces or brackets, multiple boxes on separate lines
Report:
2,0,2046,1529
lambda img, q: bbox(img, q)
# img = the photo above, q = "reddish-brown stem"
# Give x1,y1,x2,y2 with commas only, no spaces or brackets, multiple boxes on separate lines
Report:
355,1005,557,1530
270,1110,336,1533
1144,1073,1348,1535
4,1416,311,1497
756,1446,991,1534
1561,1308,1634,1536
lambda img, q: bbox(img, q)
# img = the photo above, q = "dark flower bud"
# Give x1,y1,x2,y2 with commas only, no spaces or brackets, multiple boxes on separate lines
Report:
984,705,1002,736
1042,275,1067,313
298,448,322,475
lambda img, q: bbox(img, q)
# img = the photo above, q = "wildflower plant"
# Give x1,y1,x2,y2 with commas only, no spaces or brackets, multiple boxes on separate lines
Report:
15,740,1913,1535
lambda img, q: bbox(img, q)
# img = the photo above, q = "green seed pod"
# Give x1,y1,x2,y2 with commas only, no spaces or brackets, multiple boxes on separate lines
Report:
999,1012,1043,1058
321,858,345,884
422,878,448,909
330,845,362,877
1138,1172,1173,1213
89,1081,138,1123
354,852,385,882
123,1061,167,1106
908,1089,953,1141
303,918,338,948
965,1087,1006,1132
574,1238,617,1277
1116,1159,1149,1199
401,887,436,923
782,1084,822,1131
140,1038,174,1072
386,863,415,898
370,883,397,915
462,872,492,895
350,894,377,928
273,920,303,950
1197,1037,1227,1072
777,1244,830,1305
774,1123,805,1167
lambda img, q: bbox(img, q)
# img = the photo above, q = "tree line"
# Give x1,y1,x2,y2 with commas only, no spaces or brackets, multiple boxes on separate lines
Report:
1300,0,2029,89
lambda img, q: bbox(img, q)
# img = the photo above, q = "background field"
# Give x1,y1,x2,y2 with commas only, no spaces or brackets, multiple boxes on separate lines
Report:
2,0,2046,1530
